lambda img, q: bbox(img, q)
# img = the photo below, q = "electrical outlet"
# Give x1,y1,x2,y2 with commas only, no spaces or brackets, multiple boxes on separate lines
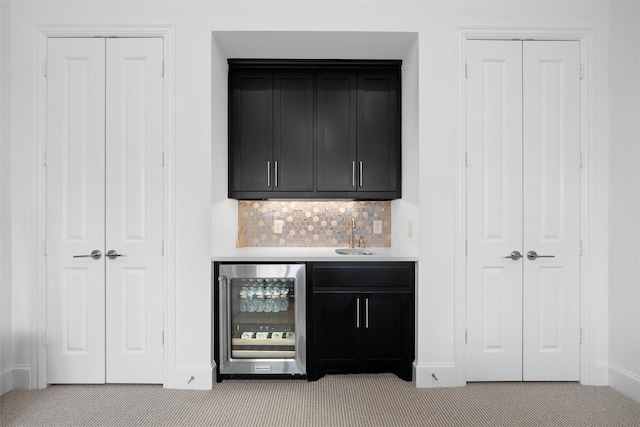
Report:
273,219,284,234
374,220,382,234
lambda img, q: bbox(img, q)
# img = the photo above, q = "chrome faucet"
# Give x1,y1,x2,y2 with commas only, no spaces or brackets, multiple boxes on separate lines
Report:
348,218,356,248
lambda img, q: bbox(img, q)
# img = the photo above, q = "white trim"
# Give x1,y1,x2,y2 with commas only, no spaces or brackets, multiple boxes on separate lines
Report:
169,363,215,390
414,362,462,388
456,27,590,42
609,363,640,403
1,366,13,395
1,365,32,392
454,26,596,385
34,24,176,389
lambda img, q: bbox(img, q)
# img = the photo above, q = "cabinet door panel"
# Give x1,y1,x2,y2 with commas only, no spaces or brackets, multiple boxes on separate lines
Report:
230,72,273,192
362,292,413,367
357,71,399,192
312,291,361,368
316,73,357,191
274,73,314,191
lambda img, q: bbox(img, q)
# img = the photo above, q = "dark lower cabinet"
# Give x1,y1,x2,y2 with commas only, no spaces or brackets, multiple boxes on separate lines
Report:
307,262,415,381
362,291,412,370
312,291,362,370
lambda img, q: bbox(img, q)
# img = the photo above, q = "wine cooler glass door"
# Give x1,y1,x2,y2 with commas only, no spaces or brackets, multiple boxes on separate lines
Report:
230,276,296,359
219,264,306,376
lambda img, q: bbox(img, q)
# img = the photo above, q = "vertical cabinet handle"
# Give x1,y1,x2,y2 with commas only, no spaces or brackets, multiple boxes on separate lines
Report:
352,161,356,187
274,161,278,187
359,161,363,187
356,297,360,328
267,161,271,187
365,298,369,328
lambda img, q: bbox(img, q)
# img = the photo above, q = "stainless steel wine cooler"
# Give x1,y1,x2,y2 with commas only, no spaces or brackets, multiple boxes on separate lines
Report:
217,264,306,377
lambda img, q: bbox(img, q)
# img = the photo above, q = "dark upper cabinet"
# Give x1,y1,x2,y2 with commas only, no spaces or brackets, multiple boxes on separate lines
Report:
356,71,399,192
228,60,401,200
273,72,314,192
316,73,357,192
317,70,400,194
230,71,273,193
229,71,313,194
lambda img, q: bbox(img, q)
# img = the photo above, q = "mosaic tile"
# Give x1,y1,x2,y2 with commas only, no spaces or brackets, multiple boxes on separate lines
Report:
237,201,391,248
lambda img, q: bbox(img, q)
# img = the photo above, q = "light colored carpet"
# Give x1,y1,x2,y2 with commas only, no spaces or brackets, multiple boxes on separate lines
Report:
2,374,640,427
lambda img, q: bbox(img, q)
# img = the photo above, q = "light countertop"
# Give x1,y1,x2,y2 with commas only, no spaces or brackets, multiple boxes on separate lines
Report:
212,247,417,262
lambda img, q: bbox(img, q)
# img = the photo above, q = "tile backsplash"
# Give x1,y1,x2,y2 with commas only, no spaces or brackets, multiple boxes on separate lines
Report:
237,201,391,248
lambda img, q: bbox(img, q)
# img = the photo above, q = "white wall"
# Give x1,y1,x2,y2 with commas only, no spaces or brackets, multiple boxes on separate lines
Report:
609,1,640,403
2,0,616,393
0,0,14,397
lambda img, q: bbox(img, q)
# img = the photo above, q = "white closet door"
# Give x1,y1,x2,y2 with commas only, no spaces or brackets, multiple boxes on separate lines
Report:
466,40,580,382
466,40,524,381
46,38,164,384
522,41,580,381
46,38,107,383
105,38,164,383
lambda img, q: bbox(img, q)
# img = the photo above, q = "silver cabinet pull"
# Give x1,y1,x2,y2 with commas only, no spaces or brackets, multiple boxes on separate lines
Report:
106,250,125,260
527,250,555,260
267,161,271,187
274,161,278,187
359,161,363,187
73,249,102,260
352,161,356,187
365,297,369,329
356,297,360,328
504,251,523,260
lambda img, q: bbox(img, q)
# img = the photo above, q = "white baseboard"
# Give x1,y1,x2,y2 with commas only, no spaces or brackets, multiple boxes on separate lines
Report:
414,362,463,388
587,362,609,386
609,363,640,403
11,365,31,390
0,365,32,394
0,366,12,395
165,362,215,390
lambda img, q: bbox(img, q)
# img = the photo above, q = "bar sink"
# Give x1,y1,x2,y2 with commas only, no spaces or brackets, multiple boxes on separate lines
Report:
335,248,375,255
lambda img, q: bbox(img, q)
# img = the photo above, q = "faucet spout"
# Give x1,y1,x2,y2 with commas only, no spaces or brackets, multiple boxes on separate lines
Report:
348,218,356,248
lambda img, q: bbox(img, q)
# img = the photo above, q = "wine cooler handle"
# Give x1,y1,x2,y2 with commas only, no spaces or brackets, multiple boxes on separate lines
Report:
218,275,230,365
356,297,360,328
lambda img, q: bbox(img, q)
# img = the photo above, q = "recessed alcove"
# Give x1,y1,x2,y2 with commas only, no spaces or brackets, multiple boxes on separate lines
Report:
210,31,419,254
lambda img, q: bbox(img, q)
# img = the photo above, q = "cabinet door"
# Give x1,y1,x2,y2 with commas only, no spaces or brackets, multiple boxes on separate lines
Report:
316,73,357,191
229,71,273,192
357,71,400,192
361,291,413,369
273,72,314,191
312,291,361,369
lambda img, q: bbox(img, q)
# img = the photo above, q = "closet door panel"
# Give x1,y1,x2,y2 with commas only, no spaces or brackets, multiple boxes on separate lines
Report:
46,38,107,384
105,38,164,384
522,41,580,381
465,40,524,381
